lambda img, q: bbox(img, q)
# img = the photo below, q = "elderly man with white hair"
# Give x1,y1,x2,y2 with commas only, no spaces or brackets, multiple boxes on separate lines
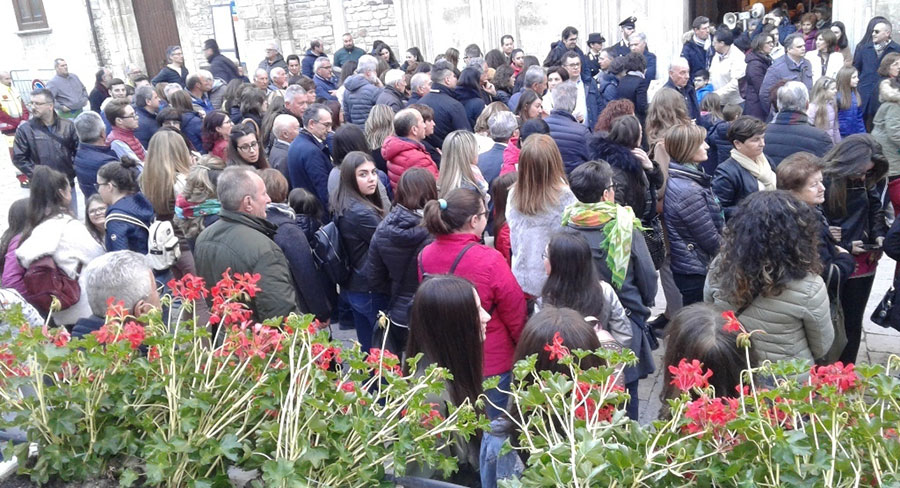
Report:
478,111,518,186
258,41,287,75
253,69,269,92
664,57,700,120
186,70,214,114
376,69,408,112
312,56,338,101
763,81,833,167
342,54,383,126
268,113,300,176
407,72,431,105
267,67,287,104
628,31,657,80
544,81,590,174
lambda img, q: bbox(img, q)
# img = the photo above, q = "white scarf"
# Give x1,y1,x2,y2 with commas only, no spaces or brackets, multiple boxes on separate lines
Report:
730,148,776,191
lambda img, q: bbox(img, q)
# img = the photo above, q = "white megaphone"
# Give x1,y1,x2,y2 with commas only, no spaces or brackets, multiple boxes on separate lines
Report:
724,3,766,30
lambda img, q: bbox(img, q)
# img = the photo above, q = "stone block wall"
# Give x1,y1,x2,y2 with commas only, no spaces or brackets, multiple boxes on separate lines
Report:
343,0,399,54
89,0,145,76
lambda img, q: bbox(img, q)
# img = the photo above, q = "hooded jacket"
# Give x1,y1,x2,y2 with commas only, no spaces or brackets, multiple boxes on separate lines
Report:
588,136,661,223
454,84,488,129
314,74,339,102
419,233,526,377
266,204,331,321
134,106,158,150
663,162,724,276
702,118,732,175
365,205,432,327
544,109,590,174
681,37,713,78
194,209,299,322
301,49,323,78
73,142,119,199
763,110,833,167
181,110,204,152
105,193,155,254
872,79,900,176
381,136,439,190
342,74,382,126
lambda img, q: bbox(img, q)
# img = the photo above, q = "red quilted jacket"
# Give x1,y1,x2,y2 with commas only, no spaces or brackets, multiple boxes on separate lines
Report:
381,136,439,190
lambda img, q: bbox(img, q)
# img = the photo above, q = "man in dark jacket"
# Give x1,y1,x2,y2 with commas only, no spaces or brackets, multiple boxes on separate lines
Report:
302,40,327,78
269,114,300,177
334,33,366,68
507,65,547,112
543,26,590,82
72,111,118,199
195,166,299,322
681,16,713,78
133,85,159,149
628,32,657,81
611,17,637,57
13,89,78,208
760,33,813,116
376,69,407,112
479,111,517,187
258,42,288,76
312,57,339,102
763,81,833,167
203,39,241,83
544,81,590,174
854,20,900,129
420,60,471,148
585,33,607,79
665,57,701,120
287,104,333,210
342,55,383,126
89,68,112,113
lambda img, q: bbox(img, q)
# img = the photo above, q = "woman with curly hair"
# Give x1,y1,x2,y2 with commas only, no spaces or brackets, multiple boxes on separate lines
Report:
704,190,833,364
820,134,888,363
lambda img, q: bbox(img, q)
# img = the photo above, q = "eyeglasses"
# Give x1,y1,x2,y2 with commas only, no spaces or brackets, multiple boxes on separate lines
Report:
94,181,112,191
315,120,333,129
89,207,107,216
238,141,259,152
565,62,582,68
29,101,51,107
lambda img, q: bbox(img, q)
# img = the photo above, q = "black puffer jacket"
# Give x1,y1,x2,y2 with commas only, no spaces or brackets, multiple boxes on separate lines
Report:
365,205,432,327
711,155,775,220
663,161,724,276
336,200,385,293
588,136,662,223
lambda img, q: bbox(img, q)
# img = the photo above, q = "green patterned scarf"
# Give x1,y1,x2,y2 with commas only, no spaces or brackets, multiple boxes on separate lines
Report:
561,201,643,288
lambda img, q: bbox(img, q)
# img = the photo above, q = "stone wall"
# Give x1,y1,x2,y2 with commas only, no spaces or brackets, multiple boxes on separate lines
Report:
89,0,145,75
343,0,399,55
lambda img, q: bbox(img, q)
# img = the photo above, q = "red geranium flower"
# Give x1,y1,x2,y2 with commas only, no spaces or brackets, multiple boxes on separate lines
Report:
810,361,857,393
121,321,146,349
684,395,739,434
105,297,129,320
544,332,569,361
168,274,208,302
668,358,714,392
148,346,161,362
721,310,741,333
92,323,117,344
366,348,402,375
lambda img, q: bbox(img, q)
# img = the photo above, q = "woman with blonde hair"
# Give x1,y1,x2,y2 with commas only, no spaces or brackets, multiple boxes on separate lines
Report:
646,87,692,152
507,134,576,298
175,155,225,248
437,130,487,198
142,129,195,277
662,123,723,305
365,104,394,172
807,76,841,144
473,102,512,154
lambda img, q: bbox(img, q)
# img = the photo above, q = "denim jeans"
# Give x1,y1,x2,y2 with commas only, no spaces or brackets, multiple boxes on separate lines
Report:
484,370,512,420
344,290,389,353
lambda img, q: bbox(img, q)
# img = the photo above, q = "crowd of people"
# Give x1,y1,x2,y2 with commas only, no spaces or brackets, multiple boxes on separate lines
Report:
2,2,900,485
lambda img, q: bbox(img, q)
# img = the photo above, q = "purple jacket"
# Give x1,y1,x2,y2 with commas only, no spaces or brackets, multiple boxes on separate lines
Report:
2,234,27,296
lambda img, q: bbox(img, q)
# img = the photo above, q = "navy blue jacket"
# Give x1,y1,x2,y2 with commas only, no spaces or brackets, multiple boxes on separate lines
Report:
336,200,384,293
763,110,833,168
181,111,203,152
207,53,241,83
598,73,618,114
134,106,158,149
420,83,471,148
544,110,590,174
711,156,775,220
73,142,118,199
287,129,333,210
582,78,603,130
740,51,772,120
681,39,713,78
854,41,900,125
642,49,658,81
664,79,700,121
105,192,155,254
455,85,488,129
151,66,188,86
267,205,331,321
616,74,649,125
72,315,105,339
663,162,724,276
701,118,731,175
477,143,505,187
365,204,432,328
302,49,324,78
313,74,339,102
342,74,382,126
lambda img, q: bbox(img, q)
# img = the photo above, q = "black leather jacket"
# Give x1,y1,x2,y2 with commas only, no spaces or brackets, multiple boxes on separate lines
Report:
12,115,78,182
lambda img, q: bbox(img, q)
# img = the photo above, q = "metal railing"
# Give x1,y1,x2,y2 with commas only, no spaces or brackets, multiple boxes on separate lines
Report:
8,69,55,103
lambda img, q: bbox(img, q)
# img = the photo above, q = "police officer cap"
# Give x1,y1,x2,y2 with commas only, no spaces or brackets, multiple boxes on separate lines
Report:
619,16,637,28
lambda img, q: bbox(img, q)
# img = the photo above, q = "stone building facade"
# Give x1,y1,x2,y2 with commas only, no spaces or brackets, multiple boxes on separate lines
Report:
0,0,896,99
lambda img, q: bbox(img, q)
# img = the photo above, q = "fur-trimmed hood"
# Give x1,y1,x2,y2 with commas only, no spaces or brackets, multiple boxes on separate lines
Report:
589,136,642,174
880,78,900,104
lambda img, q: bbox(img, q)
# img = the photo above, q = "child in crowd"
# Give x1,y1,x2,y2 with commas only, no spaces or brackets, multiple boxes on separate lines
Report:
808,76,841,144
835,66,866,137
694,69,713,104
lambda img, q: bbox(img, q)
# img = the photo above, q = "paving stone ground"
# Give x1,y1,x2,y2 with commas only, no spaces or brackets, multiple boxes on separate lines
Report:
4,142,897,427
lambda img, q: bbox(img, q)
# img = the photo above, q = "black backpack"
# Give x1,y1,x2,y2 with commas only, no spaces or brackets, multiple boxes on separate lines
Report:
311,219,352,286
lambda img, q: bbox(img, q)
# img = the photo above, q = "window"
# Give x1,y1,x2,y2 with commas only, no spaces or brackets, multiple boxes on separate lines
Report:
12,0,49,31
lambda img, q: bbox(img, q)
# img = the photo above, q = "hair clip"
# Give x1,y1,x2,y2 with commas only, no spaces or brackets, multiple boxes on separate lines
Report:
438,198,447,210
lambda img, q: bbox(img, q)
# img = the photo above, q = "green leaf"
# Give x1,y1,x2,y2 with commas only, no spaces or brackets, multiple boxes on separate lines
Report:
118,468,139,487
217,433,242,462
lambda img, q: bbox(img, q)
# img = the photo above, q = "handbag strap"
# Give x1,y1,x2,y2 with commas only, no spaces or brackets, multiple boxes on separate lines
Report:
418,241,477,278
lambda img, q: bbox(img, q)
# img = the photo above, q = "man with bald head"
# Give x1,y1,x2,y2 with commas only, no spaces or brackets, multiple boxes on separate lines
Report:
268,113,300,177
258,41,287,75
664,57,700,120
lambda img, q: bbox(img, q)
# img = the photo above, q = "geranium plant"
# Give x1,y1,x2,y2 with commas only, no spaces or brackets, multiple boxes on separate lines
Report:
0,270,480,487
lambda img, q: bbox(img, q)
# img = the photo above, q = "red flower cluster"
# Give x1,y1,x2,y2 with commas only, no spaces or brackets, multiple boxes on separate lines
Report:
336,380,355,393
0,346,28,381
221,322,284,360
684,395,740,434
209,269,261,326
573,380,621,422
147,346,161,362
668,359,714,392
544,332,569,361
105,297,129,321
721,310,742,333
167,274,209,302
402,403,445,428
366,348,402,375
42,324,70,348
311,343,342,370
92,320,147,350
810,361,857,393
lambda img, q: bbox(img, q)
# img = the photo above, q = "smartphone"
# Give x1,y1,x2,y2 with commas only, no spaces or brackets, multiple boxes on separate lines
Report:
861,243,882,251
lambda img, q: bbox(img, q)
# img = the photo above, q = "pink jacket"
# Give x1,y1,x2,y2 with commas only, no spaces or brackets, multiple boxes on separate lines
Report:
2,234,27,296
500,136,520,176
419,233,526,376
